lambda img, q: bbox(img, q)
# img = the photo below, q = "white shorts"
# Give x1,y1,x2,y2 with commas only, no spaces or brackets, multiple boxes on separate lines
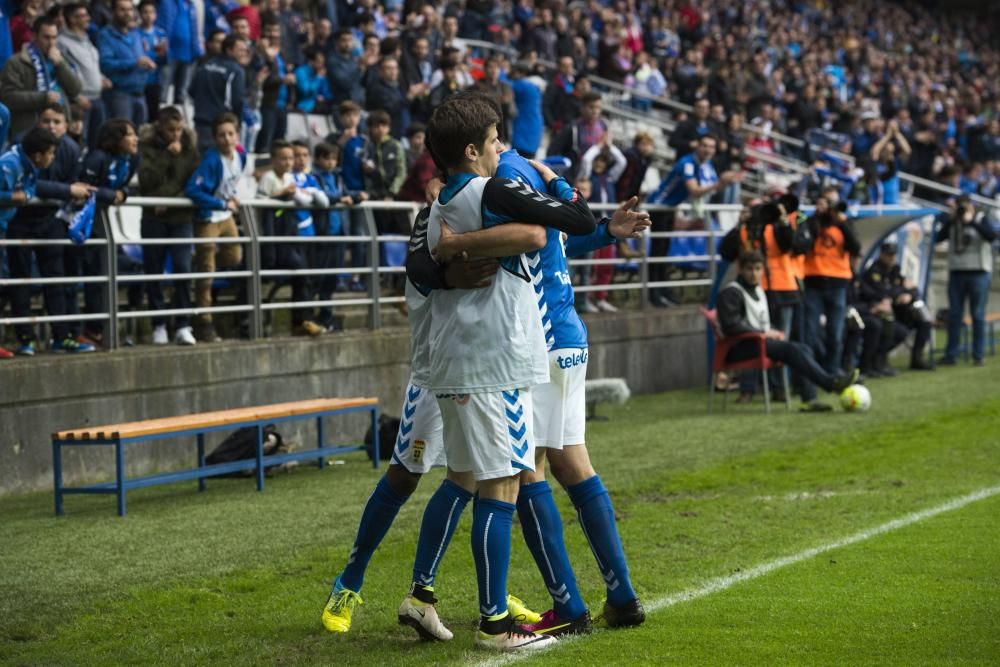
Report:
391,383,446,474
436,388,535,481
532,348,588,449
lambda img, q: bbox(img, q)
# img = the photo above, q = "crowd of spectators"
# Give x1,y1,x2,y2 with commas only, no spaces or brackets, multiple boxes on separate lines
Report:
0,0,997,358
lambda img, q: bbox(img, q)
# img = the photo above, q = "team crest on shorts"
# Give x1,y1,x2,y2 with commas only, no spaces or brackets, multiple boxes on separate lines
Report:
412,439,425,462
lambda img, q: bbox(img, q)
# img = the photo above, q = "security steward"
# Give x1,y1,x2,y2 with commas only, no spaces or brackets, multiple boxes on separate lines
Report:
858,240,934,374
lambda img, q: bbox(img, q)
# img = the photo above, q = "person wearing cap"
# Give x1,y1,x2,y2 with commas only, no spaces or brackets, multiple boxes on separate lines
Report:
935,196,997,366
857,240,934,374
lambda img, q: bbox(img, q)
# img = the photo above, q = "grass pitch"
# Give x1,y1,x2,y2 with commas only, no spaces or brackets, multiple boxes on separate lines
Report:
2,362,999,665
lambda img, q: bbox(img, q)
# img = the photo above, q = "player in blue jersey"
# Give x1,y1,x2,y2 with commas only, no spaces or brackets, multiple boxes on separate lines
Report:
492,149,650,634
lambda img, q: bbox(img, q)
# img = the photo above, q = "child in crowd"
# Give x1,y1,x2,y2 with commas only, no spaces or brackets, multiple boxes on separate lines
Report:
312,142,355,328
257,140,326,337
0,127,58,358
68,119,140,346
581,141,627,313
290,140,330,237
185,112,246,343
327,100,370,292
139,105,200,346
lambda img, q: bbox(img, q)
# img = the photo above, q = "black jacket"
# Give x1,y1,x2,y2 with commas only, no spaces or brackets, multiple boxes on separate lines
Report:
366,77,408,139
189,55,246,126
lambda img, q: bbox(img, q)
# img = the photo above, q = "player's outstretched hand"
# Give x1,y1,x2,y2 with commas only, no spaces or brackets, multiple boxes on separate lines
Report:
608,196,651,239
444,252,499,289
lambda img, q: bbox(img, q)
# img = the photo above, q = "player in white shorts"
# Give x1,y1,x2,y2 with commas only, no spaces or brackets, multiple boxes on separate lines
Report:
417,95,602,651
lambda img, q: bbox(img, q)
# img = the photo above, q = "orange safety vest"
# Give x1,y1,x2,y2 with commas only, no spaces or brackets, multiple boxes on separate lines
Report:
804,224,852,280
739,225,798,292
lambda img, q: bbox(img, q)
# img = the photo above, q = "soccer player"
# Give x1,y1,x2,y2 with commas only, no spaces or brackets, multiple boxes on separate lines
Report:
417,95,601,650
321,186,552,640
492,148,649,634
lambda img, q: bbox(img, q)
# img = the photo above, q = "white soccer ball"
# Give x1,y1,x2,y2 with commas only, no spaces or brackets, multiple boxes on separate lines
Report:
840,384,871,412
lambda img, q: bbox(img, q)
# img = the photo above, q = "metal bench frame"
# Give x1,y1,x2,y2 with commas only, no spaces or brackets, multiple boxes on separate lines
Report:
52,401,379,517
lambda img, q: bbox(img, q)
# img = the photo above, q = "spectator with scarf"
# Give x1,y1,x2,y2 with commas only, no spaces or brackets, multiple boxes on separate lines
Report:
0,15,82,138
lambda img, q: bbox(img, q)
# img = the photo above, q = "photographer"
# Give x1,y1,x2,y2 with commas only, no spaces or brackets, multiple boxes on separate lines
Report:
935,196,997,366
794,195,861,374
857,241,933,374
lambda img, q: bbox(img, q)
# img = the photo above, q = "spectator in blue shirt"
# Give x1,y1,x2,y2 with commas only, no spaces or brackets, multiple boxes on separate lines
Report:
98,0,156,127
312,141,357,310
156,0,203,107
294,47,332,114
0,125,56,230
507,62,544,158
137,0,167,123
647,134,739,306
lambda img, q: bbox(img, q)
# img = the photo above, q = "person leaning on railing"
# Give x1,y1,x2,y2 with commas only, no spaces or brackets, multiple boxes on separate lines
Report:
137,105,200,346
7,103,96,356
0,126,59,359
183,111,245,343
69,118,139,349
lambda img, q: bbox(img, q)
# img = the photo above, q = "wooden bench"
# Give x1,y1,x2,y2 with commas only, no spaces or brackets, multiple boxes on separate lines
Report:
52,397,379,517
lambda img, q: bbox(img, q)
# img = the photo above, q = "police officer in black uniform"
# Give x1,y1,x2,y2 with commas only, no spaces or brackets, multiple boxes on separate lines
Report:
857,240,934,375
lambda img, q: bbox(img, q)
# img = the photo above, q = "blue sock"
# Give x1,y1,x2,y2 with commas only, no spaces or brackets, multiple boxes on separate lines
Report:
567,475,637,607
471,497,515,618
412,479,473,586
338,475,409,593
517,481,587,620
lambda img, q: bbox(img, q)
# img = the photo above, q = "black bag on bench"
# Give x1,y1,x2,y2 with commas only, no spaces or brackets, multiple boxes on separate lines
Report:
206,424,287,476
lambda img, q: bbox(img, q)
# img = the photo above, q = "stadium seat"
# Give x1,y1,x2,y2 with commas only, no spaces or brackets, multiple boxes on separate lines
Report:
701,307,790,414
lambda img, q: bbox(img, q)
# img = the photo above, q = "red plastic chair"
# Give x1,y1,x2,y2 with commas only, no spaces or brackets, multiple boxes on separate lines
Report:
701,307,791,414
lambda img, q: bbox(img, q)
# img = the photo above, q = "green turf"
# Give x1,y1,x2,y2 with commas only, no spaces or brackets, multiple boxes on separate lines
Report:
1,363,998,666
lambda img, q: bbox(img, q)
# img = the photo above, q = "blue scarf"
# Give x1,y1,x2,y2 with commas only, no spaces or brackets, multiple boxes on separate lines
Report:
27,43,49,93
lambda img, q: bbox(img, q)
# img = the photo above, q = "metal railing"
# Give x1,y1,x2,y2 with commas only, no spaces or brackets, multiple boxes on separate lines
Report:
0,198,732,351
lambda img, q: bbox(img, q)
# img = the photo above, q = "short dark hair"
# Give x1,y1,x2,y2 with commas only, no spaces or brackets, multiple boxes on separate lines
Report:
757,202,782,225
32,16,58,35
22,127,58,157
96,118,135,154
406,122,426,138
738,249,765,266
222,34,243,55
581,91,602,105
212,111,240,133
291,139,310,151
157,106,184,126
61,2,87,22
138,0,157,12
314,142,338,160
426,96,500,171
271,139,292,155
335,28,352,40
304,46,323,62
379,36,400,57
38,102,66,118
338,100,361,115
698,133,718,144
368,110,391,128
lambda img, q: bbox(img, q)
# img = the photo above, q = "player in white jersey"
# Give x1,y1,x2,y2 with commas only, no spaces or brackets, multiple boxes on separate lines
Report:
419,95,601,651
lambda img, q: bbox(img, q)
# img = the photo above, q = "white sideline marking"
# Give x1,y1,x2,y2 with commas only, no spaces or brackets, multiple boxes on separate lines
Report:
470,484,1000,667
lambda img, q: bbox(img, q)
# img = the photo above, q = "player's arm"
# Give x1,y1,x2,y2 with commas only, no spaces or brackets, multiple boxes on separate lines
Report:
482,175,597,236
434,220,546,263
406,207,499,290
